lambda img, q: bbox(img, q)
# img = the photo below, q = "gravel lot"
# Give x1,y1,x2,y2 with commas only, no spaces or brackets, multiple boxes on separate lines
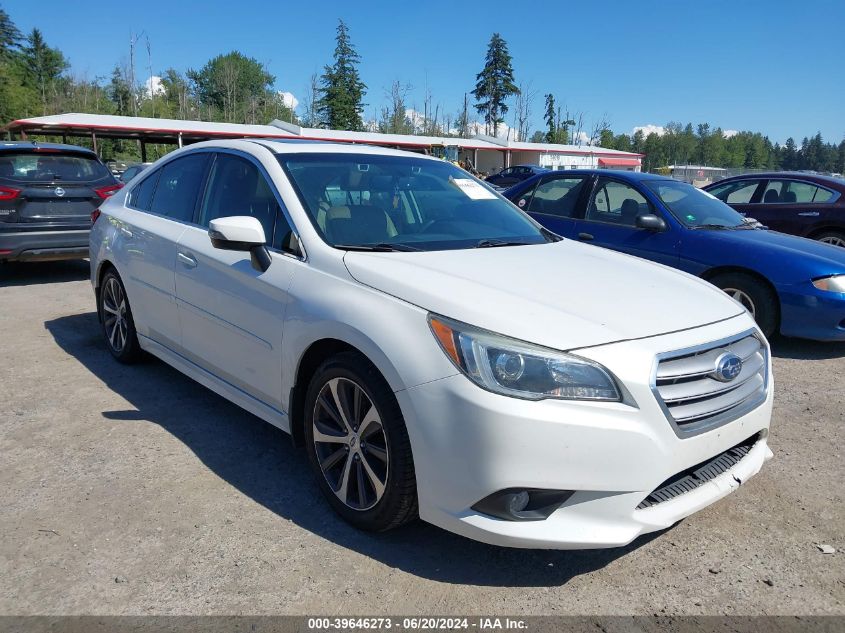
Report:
0,260,843,616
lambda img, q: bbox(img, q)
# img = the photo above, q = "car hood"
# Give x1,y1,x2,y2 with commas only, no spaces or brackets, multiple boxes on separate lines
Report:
343,241,745,351
689,228,845,280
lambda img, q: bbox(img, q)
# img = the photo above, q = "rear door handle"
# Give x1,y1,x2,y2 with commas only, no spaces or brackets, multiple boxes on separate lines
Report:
119,226,133,238
798,211,820,217
177,252,197,269
578,232,594,241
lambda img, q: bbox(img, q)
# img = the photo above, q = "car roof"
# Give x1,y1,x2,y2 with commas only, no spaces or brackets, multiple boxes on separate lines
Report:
536,169,669,181
0,140,97,155
708,172,845,189
184,138,446,161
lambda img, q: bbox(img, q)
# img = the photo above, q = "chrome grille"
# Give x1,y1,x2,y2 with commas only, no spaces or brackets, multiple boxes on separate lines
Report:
653,332,768,436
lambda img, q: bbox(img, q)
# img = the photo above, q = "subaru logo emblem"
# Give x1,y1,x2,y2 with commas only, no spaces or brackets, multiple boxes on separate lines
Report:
713,353,743,382
54,187,65,197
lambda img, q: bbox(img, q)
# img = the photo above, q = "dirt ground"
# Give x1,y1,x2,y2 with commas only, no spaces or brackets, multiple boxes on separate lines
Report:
0,260,843,616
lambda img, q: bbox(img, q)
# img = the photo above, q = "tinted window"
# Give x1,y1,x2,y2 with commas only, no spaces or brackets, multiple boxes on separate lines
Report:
150,154,209,221
128,170,160,211
199,154,279,243
586,178,653,227
709,180,759,204
0,150,111,182
527,177,585,217
762,179,834,204
280,153,551,251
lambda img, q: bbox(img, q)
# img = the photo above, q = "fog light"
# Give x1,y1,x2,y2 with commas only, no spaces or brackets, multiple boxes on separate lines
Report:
472,488,575,521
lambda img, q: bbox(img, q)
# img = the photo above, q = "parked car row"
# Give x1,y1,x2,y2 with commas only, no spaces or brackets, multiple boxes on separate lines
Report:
503,170,845,341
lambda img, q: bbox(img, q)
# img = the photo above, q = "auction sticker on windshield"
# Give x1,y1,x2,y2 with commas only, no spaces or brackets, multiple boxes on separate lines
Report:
451,178,498,200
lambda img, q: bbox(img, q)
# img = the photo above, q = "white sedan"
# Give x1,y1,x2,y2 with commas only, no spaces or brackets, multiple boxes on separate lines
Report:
89,140,773,548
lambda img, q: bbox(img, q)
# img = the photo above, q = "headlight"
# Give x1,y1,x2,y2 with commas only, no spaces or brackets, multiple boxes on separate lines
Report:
428,315,621,402
812,275,845,293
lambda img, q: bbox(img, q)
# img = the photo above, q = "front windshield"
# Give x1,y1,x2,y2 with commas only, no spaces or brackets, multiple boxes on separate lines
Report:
279,153,554,251
645,179,749,228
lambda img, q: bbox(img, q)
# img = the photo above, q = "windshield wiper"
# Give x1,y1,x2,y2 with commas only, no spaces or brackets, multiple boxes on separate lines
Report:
474,238,533,248
692,223,734,230
335,243,421,252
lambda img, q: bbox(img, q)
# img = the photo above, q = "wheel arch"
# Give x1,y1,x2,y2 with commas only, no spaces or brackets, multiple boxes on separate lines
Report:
700,265,782,330
808,226,845,239
94,259,117,322
288,337,399,448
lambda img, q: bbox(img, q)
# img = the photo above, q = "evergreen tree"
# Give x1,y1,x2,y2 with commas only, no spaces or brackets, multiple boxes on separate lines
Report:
20,28,67,115
317,20,366,131
0,5,21,58
543,93,556,143
472,33,518,137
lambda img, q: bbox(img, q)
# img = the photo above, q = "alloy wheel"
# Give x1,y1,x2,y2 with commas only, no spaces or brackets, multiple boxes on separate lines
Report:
723,287,756,317
312,377,389,511
102,277,128,353
819,235,845,247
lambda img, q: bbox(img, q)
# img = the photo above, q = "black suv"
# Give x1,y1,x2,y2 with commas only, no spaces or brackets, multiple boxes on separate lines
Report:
0,141,122,262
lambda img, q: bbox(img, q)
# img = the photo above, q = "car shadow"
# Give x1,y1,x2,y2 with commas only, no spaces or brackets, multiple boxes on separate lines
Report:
44,311,660,587
0,259,90,287
770,336,845,360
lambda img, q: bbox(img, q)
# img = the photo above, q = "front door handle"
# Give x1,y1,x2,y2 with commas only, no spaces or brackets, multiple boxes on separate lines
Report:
578,232,595,241
177,252,197,269
798,211,820,217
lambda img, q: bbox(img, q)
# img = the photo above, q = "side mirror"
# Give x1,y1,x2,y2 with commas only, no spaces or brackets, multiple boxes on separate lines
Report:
635,213,667,232
208,216,271,272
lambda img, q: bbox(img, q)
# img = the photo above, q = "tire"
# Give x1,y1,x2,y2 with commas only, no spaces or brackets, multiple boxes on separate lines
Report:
304,351,417,531
99,269,142,363
709,272,778,338
814,230,845,248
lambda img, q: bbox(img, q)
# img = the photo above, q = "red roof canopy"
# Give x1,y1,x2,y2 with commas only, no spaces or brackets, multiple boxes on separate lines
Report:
598,157,641,167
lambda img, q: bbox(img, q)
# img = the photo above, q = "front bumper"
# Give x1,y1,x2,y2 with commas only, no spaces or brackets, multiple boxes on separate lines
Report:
778,283,845,341
398,316,773,549
0,228,90,262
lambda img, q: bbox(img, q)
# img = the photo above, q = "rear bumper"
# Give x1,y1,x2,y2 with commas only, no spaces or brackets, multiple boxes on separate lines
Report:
0,228,90,261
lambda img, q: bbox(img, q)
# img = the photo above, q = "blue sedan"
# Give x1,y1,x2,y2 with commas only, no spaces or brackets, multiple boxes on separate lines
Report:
504,170,845,341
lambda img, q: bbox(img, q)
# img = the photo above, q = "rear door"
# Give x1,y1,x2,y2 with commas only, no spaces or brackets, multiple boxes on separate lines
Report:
0,149,120,227
752,178,839,237
118,152,211,352
519,173,589,238
576,176,680,267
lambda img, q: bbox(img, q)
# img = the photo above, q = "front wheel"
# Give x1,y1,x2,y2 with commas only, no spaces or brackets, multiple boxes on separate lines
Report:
304,352,417,531
710,272,778,338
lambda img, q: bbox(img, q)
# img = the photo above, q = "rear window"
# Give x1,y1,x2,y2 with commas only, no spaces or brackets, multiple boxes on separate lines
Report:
0,150,111,182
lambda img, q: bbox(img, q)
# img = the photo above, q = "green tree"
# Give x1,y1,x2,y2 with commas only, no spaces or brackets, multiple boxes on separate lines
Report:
472,33,518,137
20,28,67,115
0,4,21,58
317,20,366,131
188,51,275,123
543,93,556,143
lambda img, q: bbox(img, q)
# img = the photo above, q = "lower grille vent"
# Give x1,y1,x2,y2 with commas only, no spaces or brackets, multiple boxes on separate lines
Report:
637,433,760,509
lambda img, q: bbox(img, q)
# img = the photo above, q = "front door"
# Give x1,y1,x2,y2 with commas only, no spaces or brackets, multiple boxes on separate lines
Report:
174,152,298,411
576,176,680,267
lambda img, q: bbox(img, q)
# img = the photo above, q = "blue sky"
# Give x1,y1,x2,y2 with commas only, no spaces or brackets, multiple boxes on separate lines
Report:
5,0,844,143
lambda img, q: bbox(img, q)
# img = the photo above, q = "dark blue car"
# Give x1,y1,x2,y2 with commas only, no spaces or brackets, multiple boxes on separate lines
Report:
504,170,845,341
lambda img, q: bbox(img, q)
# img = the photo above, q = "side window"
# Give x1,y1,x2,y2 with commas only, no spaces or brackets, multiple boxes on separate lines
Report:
150,154,209,221
709,180,759,204
586,178,653,227
128,170,160,211
199,153,278,244
527,177,585,218
762,180,826,204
